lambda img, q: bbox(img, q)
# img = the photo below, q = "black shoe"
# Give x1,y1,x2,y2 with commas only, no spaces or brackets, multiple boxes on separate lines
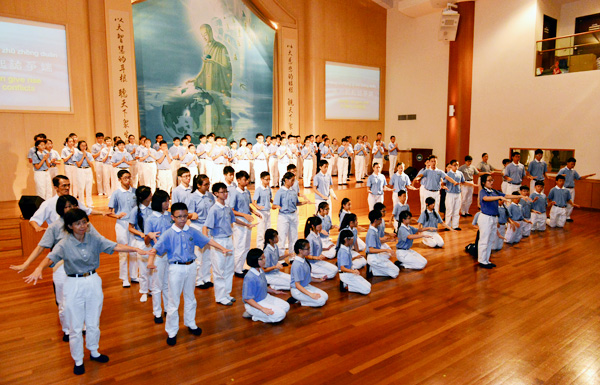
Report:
90,354,109,363
234,272,246,278
339,281,348,292
286,296,298,304
478,263,494,269
82,330,86,336
154,316,163,324
454,227,462,231
167,335,177,346
196,283,210,289
164,311,167,318
74,363,85,375
394,261,403,269
465,213,473,217
130,279,139,284
281,262,289,267
366,264,373,279
489,263,497,267
205,282,214,288
188,327,203,336
566,219,573,222
63,333,69,342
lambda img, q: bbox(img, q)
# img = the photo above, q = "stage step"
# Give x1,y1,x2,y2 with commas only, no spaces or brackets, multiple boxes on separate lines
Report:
0,218,23,259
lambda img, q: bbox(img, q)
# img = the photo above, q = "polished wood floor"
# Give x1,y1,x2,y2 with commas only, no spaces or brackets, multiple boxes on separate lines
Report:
2,184,600,384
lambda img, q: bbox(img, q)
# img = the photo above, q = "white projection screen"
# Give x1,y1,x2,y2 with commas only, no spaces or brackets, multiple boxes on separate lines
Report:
325,62,380,120
0,16,71,112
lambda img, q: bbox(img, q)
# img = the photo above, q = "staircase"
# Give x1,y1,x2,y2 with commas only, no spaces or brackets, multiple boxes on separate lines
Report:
0,218,23,259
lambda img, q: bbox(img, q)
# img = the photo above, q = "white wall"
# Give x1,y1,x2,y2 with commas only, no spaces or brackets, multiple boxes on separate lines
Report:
470,0,600,175
385,9,449,160
558,0,600,36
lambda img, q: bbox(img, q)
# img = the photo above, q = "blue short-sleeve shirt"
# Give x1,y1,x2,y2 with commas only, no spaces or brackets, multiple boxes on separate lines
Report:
153,224,209,263
396,224,418,250
242,268,268,303
418,210,443,230
290,257,311,288
273,187,298,214
204,202,236,238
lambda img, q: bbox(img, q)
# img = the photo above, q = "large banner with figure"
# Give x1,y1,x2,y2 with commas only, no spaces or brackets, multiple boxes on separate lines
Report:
133,0,275,143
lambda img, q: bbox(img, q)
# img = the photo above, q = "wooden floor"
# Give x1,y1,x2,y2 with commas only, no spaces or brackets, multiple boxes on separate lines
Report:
2,183,600,384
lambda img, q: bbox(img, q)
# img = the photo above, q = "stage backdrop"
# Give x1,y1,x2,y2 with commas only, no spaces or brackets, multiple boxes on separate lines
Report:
132,0,275,143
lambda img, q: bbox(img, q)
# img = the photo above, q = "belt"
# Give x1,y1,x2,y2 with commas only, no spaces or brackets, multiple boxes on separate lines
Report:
35,169,48,172
80,166,90,169
565,186,574,189
356,154,365,157
170,260,195,265
555,205,566,208
425,188,440,192
482,213,498,217
144,161,154,163
510,182,521,185
67,270,96,278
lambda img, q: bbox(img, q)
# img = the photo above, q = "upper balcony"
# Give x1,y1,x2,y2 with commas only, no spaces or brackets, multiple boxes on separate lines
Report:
536,29,600,76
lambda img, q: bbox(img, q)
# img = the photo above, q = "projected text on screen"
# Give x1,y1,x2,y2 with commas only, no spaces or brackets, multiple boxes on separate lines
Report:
0,17,71,112
325,62,380,120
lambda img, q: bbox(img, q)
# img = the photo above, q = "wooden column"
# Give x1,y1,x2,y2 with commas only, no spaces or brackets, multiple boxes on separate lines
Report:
445,1,474,164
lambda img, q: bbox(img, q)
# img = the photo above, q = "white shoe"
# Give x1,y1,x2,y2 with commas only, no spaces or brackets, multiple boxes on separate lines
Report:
140,294,148,302
123,280,131,288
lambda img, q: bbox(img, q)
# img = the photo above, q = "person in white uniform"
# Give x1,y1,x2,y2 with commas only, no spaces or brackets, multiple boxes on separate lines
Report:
365,210,399,279
241,248,290,323
156,141,173,194
126,186,154,302
253,171,273,248
547,175,579,228
25,208,147,375
31,139,52,200
395,211,430,270
262,229,292,290
387,136,399,174
61,136,78,197
337,229,371,295
187,174,215,289
98,137,114,196
74,141,95,207
556,157,595,222
417,197,455,247
313,160,338,214
366,163,392,211
273,172,309,256
288,239,328,307
316,202,337,259
304,216,338,279
301,137,315,188
91,133,106,196
444,160,466,230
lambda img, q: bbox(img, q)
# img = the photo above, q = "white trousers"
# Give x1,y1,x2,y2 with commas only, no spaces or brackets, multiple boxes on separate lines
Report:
388,155,397,174
64,164,77,197
351,255,367,270
421,189,441,213
337,158,349,184
331,155,338,176
367,253,399,278
115,221,137,282
303,159,313,187
422,231,444,248
53,264,69,333
501,181,508,194
157,169,173,194
130,161,139,188
506,183,521,195
277,213,298,253
357,237,366,252
324,158,333,177
170,160,180,187
269,158,279,187
309,260,338,279
368,193,384,212
151,255,169,318
244,294,290,323
395,249,427,270
76,167,94,207
210,236,235,304
504,220,523,243
521,220,532,237
34,171,51,200
212,164,225,184
256,210,271,249
165,263,197,337
460,185,474,215
233,222,252,274
194,241,212,286
238,160,250,174
64,273,103,365
477,214,497,264
340,272,371,295
547,205,567,228
493,224,506,250
291,284,328,307
140,162,157,193
566,188,575,219
445,192,461,229
355,156,366,181
132,238,150,294
278,162,289,185
265,270,291,291
321,237,336,259
531,212,546,231
49,167,58,196
101,162,112,196
94,161,105,195
419,186,426,213
198,159,207,176
254,160,268,181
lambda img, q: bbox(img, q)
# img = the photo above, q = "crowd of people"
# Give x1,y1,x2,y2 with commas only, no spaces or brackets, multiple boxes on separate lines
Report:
17,130,595,375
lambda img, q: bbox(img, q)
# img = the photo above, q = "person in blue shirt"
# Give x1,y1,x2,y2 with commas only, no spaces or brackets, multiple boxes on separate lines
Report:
392,190,411,233
143,189,172,324
203,183,255,306
530,181,548,231
187,174,214,289
26,208,147,375
387,136,399,175
547,174,579,228
320,137,334,177
413,155,458,213
253,171,273,249
418,197,454,248
556,157,595,222
504,196,528,244
156,140,173,195
262,229,292,290
126,186,153,303
395,211,430,270
31,139,52,200
337,229,371,295
373,203,395,247
74,141,95,207
526,149,548,192
148,202,230,345
503,152,526,195
389,162,417,208
478,174,523,268
313,160,338,214
231,171,263,278
519,186,534,237
365,210,399,279
444,160,466,230
171,167,192,206
273,172,309,258
492,201,512,251
241,248,290,323
304,216,339,279
316,202,337,259
337,137,352,185
108,170,138,287
301,137,314,188
288,239,328,307
367,162,393,211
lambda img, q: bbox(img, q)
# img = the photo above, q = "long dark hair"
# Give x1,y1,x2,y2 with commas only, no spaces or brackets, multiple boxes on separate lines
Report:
339,198,350,217
135,186,152,232
192,174,209,193
339,212,357,231
424,197,440,222
264,228,278,249
336,229,355,255
151,189,169,212
304,216,322,238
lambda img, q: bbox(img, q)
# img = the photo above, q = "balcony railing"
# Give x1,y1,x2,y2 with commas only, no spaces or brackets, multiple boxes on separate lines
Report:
535,29,600,76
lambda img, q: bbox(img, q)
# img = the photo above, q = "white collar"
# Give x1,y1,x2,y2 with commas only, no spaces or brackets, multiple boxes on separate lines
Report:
266,244,275,251
151,211,163,217
196,190,207,197
250,268,261,276
295,257,306,264
215,201,225,208
280,186,289,191
171,224,189,232
401,223,410,230
236,187,245,193
179,185,191,190
369,225,378,232
119,186,132,193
